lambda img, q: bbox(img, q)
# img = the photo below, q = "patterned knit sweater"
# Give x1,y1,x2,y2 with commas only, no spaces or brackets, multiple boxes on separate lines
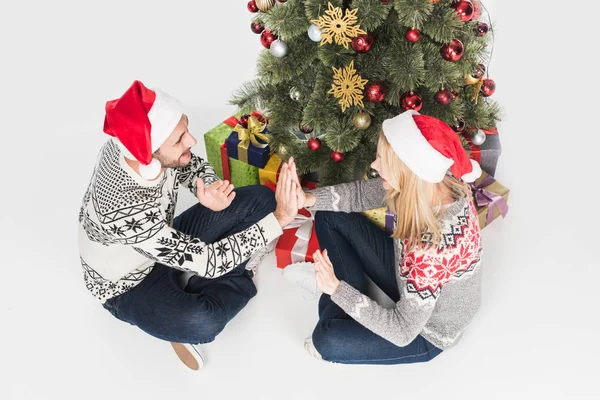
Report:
308,178,483,349
78,138,283,303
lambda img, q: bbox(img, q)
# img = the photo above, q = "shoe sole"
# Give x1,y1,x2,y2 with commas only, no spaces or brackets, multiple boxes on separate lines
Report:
171,342,201,370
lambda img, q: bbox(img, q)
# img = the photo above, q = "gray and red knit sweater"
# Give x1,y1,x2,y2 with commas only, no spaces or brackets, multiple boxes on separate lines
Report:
308,178,483,349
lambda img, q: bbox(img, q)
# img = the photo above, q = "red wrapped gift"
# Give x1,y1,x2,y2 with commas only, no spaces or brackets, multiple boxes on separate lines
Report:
263,181,321,268
275,208,320,269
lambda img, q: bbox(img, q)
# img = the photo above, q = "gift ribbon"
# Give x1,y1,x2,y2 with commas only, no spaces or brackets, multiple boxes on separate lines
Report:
385,207,395,236
284,212,314,263
223,110,266,128
469,174,509,226
233,116,271,164
220,143,231,181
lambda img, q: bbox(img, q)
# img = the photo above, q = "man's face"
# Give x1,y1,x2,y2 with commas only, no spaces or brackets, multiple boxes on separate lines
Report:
155,115,197,169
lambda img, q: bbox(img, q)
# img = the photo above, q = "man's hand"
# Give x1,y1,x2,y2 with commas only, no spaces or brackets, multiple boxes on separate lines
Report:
196,179,236,212
274,163,299,227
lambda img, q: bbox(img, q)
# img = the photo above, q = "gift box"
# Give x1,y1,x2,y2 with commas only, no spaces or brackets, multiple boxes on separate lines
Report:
470,171,509,229
225,115,271,169
204,115,240,180
204,111,266,186
263,181,320,268
259,154,282,185
362,207,395,235
275,207,321,269
467,128,502,177
220,143,260,187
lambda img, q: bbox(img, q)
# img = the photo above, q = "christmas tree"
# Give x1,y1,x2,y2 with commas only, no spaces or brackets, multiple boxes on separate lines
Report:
231,0,500,185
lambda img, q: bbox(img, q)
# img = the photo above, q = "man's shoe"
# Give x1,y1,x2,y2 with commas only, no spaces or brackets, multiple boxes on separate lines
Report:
170,342,205,370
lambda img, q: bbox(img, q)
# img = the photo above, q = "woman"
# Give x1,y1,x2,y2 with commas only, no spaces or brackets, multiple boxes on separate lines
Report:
298,110,483,365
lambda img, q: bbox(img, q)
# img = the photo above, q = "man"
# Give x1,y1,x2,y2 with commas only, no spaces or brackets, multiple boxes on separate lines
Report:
78,80,299,370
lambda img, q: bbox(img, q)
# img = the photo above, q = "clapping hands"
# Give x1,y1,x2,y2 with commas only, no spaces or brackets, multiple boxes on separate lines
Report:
274,157,304,227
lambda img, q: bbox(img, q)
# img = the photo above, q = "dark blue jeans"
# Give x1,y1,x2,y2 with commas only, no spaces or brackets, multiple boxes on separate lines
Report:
103,185,276,344
312,211,443,365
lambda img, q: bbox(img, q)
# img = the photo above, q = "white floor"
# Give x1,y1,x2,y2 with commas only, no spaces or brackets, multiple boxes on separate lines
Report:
2,1,599,399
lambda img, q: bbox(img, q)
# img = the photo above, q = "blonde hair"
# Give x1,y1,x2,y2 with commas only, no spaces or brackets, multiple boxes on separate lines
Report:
379,132,472,248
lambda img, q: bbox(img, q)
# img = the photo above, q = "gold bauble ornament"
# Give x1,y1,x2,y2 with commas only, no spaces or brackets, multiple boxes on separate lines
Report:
256,0,276,12
353,111,371,130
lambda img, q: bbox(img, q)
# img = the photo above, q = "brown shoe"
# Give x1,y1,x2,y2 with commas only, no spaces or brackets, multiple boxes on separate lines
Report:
170,342,205,370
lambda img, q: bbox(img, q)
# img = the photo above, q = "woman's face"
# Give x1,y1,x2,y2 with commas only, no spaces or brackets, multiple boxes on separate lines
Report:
371,136,392,191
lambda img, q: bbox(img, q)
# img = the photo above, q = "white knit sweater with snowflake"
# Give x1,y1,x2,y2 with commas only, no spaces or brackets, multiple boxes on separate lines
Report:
78,138,282,303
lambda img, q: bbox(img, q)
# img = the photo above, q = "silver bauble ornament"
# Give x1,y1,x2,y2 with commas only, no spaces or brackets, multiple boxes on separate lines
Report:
289,87,302,101
308,24,322,42
255,0,276,12
470,129,487,146
270,39,288,57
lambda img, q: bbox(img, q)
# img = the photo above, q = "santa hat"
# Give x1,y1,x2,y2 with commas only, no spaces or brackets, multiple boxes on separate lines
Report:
103,80,185,179
382,110,481,183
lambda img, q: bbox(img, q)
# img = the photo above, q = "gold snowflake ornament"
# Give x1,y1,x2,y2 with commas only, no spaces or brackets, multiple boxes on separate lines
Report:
328,60,368,112
311,3,366,49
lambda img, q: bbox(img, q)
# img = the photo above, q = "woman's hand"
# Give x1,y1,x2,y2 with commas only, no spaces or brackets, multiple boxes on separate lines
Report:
313,249,340,295
287,157,315,208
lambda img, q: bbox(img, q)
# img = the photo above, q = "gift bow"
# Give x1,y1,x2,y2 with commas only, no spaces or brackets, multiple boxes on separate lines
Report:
233,116,271,163
469,175,509,226
283,211,314,263
465,74,485,104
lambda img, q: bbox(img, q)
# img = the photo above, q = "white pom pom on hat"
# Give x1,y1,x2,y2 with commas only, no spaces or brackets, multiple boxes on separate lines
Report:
382,110,482,183
103,80,185,180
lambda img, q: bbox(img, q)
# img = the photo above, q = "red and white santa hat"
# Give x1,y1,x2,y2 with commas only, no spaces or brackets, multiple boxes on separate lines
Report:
382,110,481,183
103,80,185,179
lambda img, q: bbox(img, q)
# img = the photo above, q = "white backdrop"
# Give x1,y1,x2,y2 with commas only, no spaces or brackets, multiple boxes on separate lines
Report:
1,1,598,399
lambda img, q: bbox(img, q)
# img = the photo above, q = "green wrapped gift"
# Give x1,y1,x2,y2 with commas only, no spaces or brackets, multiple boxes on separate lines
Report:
229,157,259,187
203,113,260,187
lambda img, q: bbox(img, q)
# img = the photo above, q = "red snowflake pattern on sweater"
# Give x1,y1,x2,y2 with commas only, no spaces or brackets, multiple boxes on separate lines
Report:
400,203,481,300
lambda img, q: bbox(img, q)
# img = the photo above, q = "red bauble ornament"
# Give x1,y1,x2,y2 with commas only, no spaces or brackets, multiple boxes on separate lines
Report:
453,117,466,132
405,28,420,43
480,79,496,97
331,151,345,163
251,22,264,34
299,123,314,134
260,29,278,49
441,39,464,62
365,82,386,103
476,22,489,36
454,1,474,22
239,114,250,128
435,89,453,105
473,63,486,79
307,138,322,151
247,0,259,13
451,90,460,99
400,91,423,112
351,33,374,53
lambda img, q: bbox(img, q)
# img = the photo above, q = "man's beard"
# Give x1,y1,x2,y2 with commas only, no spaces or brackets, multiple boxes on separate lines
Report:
155,149,191,169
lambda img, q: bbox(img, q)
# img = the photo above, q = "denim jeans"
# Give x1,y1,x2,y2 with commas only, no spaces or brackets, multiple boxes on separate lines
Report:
103,185,276,344
311,211,443,365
